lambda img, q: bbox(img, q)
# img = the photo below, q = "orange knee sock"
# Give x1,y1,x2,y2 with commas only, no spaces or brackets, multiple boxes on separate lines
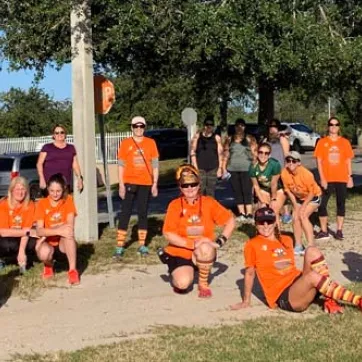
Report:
317,276,362,306
138,229,147,246
117,229,127,247
311,255,330,277
196,259,213,290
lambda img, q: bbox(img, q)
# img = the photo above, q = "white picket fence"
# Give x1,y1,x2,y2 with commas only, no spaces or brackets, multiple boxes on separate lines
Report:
0,132,132,163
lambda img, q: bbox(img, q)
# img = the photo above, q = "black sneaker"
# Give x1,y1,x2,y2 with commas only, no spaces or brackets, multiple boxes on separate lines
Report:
335,230,344,240
315,231,330,241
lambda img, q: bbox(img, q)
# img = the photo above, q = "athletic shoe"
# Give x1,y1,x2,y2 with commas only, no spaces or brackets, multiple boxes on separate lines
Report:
315,231,330,241
246,214,254,224
112,246,125,259
281,214,292,224
42,265,54,280
236,214,246,223
294,245,305,256
198,286,212,298
137,245,149,256
68,269,80,285
324,298,344,314
335,230,344,240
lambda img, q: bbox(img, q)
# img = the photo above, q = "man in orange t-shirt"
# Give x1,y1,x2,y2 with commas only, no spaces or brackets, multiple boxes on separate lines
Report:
114,116,159,258
0,176,37,270
161,164,235,298
314,117,354,241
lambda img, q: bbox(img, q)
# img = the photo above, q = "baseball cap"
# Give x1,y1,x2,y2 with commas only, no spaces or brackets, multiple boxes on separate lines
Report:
175,164,200,184
131,116,146,126
286,151,301,161
254,207,276,223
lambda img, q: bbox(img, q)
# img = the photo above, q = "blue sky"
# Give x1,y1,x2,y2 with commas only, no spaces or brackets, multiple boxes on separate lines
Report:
0,62,71,100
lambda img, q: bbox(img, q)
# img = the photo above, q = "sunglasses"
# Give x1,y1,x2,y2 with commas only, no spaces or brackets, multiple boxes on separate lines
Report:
132,124,146,129
258,151,270,156
54,131,65,135
236,123,245,127
204,123,214,127
286,158,299,164
256,220,275,225
180,182,199,189
328,123,340,127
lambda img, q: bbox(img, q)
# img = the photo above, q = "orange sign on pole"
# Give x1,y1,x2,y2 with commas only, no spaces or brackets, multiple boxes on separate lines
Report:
94,75,115,115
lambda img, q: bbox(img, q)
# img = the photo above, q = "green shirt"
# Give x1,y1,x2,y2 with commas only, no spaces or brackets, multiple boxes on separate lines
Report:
249,158,281,192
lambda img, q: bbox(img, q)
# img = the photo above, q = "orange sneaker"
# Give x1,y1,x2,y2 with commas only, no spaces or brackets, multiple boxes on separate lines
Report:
198,286,212,298
324,298,344,314
68,269,80,285
42,265,54,280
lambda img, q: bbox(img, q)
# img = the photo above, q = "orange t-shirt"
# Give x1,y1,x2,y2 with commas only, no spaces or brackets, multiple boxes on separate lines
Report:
0,199,35,229
163,196,232,259
34,195,77,246
314,136,354,183
244,234,301,308
117,137,159,185
281,165,321,201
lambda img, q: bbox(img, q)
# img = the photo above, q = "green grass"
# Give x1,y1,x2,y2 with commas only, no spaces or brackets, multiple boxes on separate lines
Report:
12,287,362,362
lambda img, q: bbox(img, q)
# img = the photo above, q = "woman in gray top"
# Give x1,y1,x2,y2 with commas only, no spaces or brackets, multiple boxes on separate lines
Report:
222,118,257,223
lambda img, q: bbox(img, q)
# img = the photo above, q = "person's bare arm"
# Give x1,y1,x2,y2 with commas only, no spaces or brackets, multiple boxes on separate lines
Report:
346,158,353,188
37,152,47,189
215,134,223,177
221,137,231,172
231,267,256,309
220,215,235,240
190,133,199,169
270,174,280,201
72,155,83,191
118,164,125,199
280,135,290,157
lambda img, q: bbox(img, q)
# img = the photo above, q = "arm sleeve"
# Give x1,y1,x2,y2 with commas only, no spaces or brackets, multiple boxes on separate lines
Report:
117,140,127,164
344,139,354,159
41,143,51,153
162,200,179,234
34,200,45,222
313,139,322,158
272,160,281,175
211,198,233,226
23,202,36,228
0,202,9,228
244,241,256,268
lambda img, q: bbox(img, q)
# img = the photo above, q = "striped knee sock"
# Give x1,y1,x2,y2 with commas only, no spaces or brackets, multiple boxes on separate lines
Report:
317,276,362,306
117,229,127,247
138,229,147,246
196,259,213,290
311,255,330,277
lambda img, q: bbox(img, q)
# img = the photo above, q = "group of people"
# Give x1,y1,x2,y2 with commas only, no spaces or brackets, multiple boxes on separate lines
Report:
0,124,82,284
115,115,361,314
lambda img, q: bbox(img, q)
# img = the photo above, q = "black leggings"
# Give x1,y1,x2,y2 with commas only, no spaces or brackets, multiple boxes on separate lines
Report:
0,237,37,259
118,184,151,231
318,182,347,217
230,171,253,205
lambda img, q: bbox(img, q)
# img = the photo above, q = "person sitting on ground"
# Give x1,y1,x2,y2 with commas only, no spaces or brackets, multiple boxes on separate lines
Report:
161,164,235,298
249,142,285,227
231,206,362,314
34,173,79,285
0,177,38,271
281,151,322,256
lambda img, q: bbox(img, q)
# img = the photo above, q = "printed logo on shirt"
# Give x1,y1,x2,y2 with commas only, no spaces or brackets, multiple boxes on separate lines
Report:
328,145,340,165
272,248,286,257
12,215,22,229
186,214,204,238
261,244,267,251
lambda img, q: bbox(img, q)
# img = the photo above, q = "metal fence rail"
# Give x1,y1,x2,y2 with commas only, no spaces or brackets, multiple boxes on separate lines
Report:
0,132,132,163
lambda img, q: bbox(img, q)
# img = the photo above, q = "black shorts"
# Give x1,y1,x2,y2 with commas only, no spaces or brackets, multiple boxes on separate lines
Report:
0,237,37,257
276,274,303,312
296,196,321,205
165,254,196,274
50,244,66,262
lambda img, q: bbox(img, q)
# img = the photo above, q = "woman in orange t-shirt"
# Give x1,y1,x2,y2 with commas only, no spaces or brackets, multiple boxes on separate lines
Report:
34,173,79,285
161,164,235,298
0,176,37,270
281,151,322,255
231,207,362,313
314,117,354,241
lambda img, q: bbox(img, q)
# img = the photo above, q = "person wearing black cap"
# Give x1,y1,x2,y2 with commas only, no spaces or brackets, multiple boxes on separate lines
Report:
190,115,223,197
263,118,292,224
222,118,257,223
231,206,362,314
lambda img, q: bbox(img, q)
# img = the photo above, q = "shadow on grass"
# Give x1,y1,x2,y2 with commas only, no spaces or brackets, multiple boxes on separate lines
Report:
342,251,362,282
0,269,19,307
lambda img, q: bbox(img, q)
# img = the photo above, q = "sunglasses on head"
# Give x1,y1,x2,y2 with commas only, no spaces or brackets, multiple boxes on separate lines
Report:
180,182,199,189
258,150,270,156
286,158,299,164
256,219,275,225
132,124,146,129
54,131,65,135
328,122,340,127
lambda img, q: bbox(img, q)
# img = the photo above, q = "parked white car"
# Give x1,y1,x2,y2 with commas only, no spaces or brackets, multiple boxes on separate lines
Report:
281,122,320,153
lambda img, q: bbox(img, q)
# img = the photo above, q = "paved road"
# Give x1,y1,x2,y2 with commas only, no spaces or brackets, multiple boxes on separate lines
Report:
98,150,362,224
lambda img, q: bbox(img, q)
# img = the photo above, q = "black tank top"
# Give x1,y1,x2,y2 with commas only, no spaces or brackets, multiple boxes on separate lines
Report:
196,133,218,171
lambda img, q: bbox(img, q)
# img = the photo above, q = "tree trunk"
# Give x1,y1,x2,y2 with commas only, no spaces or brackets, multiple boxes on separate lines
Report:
219,95,228,128
258,78,274,124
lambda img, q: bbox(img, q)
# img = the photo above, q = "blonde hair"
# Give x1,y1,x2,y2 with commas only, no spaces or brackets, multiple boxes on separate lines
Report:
7,176,30,209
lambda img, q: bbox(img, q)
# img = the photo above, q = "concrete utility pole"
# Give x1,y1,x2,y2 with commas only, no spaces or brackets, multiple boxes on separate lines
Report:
71,1,98,242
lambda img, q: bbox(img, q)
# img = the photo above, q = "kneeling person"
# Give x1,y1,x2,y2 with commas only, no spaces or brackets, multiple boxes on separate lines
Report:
162,165,235,298
35,173,79,284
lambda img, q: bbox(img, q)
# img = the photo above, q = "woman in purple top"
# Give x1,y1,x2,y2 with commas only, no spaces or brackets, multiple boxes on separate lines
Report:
37,124,83,192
